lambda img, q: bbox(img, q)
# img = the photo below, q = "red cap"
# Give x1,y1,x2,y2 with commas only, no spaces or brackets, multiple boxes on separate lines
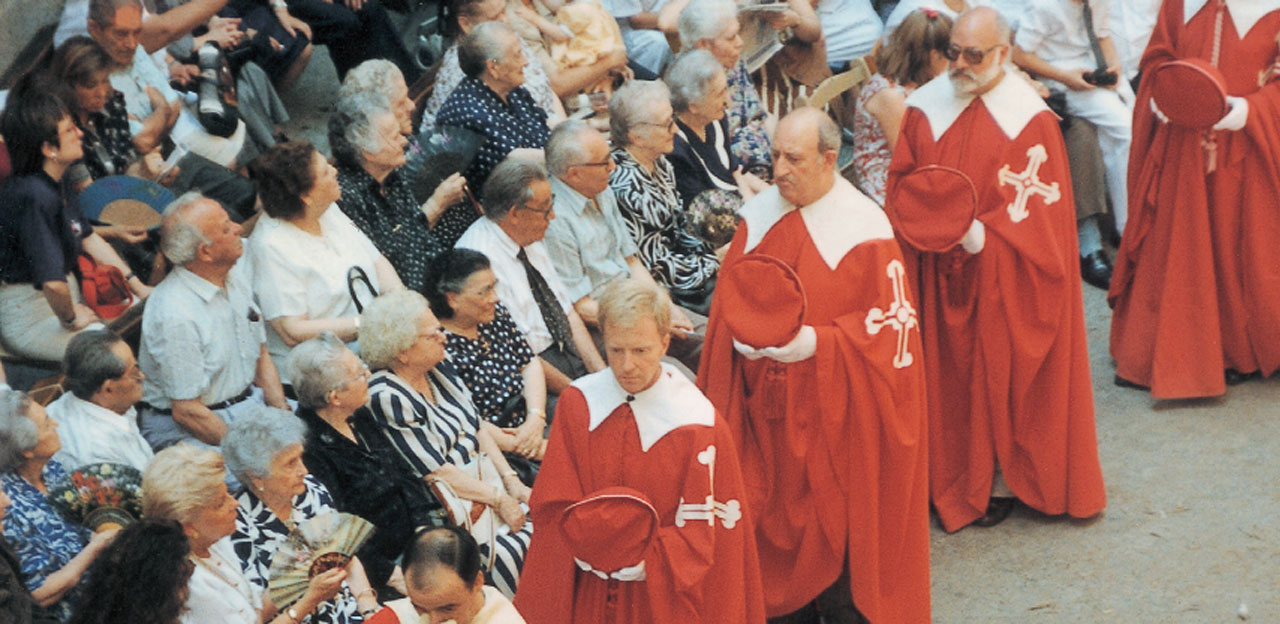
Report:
561,487,658,574
886,165,977,252
718,254,807,349
1149,58,1228,128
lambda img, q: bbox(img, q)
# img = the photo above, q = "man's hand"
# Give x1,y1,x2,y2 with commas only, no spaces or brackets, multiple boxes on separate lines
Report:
344,0,365,11
170,63,200,88
733,326,817,363
199,16,245,48
1213,96,1249,131
275,9,312,40
960,219,985,254
1061,71,1096,91
762,8,800,31
669,304,694,337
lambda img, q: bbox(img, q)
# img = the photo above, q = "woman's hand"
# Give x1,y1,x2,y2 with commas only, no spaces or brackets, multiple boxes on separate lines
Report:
301,566,348,607
275,8,313,40
87,527,121,554
97,224,149,245
494,494,527,531
512,413,544,458
505,480,532,506
69,303,102,330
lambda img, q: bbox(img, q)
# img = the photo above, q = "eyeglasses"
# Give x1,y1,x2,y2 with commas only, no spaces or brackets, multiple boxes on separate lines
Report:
520,195,555,218
943,43,1004,65
637,118,676,132
572,158,614,170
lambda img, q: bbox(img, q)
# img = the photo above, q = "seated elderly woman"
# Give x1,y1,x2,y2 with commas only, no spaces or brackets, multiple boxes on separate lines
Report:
0,488,58,624
246,141,405,384
66,519,192,624
360,290,533,598
365,527,525,624
330,92,468,296
288,334,445,595
142,444,346,624
0,77,152,362
436,21,552,246
0,389,117,620
664,50,769,210
427,249,548,461
852,9,953,206
223,409,381,623
608,79,721,313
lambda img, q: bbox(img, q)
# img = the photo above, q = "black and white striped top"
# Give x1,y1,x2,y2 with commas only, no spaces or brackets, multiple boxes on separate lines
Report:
367,364,483,479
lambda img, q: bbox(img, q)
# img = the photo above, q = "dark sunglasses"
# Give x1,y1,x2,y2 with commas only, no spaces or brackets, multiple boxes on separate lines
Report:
943,43,1003,65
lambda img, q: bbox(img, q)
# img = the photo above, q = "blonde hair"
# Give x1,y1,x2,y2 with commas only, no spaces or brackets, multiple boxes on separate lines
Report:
142,444,227,524
596,279,671,337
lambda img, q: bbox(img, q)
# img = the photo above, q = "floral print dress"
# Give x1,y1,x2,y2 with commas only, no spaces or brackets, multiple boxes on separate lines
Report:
0,461,89,621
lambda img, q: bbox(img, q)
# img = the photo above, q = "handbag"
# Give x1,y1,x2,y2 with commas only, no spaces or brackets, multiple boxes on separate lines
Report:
76,254,133,320
425,452,511,571
347,266,378,314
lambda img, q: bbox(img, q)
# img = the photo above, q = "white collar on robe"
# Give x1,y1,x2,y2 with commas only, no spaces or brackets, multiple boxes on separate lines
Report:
739,175,893,270
1186,0,1277,35
906,70,1049,142
576,363,715,452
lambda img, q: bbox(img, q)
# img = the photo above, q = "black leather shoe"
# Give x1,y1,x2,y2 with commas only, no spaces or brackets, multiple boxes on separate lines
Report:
1114,375,1150,391
1225,369,1261,386
973,497,1016,528
1080,251,1112,290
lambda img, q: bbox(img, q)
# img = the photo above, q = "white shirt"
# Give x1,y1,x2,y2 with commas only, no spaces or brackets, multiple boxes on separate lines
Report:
181,538,261,624
456,218,576,354
384,586,527,624
47,393,153,472
1016,0,1111,72
883,1,1020,39
1109,0,1160,79
140,261,265,407
248,207,385,379
815,0,884,64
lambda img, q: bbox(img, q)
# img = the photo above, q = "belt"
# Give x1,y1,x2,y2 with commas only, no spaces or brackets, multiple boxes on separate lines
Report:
141,385,254,414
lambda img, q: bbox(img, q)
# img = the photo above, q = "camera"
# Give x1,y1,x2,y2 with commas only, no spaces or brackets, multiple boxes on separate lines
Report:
1082,68,1119,87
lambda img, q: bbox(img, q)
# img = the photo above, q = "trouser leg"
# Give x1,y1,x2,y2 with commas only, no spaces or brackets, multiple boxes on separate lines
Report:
234,61,290,155
170,153,258,221
1066,88,1133,233
766,561,868,624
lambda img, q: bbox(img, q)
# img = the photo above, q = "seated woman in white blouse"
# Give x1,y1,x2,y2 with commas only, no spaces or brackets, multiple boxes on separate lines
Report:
142,443,347,624
246,142,404,384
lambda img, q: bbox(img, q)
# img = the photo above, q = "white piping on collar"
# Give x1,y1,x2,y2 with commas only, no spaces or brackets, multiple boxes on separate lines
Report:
576,363,715,452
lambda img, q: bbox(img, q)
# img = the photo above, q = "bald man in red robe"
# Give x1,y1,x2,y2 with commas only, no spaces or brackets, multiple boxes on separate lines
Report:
1109,0,1280,398
699,108,931,623
887,7,1106,533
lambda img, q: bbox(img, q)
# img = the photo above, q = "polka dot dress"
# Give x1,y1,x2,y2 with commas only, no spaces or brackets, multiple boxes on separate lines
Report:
336,163,446,295
436,77,551,194
444,303,536,427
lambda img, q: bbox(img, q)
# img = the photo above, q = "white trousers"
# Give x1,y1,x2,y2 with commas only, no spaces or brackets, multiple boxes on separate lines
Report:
1063,84,1134,233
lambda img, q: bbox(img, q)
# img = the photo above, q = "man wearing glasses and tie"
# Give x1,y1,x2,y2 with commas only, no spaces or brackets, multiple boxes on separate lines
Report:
887,6,1106,533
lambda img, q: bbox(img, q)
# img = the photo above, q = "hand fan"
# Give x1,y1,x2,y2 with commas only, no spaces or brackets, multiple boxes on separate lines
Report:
267,512,375,608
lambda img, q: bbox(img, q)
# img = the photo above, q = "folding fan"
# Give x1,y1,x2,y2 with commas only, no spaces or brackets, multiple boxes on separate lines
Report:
267,512,375,608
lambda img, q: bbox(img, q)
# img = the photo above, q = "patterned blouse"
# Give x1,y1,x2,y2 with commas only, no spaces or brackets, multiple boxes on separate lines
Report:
230,476,361,624
726,61,773,171
609,149,719,292
419,41,561,137
367,364,484,479
442,303,535,428
77,91,138,180
437,78,551,193
0,461,89,621
851,73,912,207
335,162,446,295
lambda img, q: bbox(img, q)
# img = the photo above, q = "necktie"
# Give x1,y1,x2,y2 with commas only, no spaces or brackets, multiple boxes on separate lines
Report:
517,247,577,355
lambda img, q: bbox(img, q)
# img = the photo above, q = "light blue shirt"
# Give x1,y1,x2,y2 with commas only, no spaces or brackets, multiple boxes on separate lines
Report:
544,177,640,302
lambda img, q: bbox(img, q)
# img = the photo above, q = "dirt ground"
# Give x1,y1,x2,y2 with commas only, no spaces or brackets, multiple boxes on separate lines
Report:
277,52,1279,624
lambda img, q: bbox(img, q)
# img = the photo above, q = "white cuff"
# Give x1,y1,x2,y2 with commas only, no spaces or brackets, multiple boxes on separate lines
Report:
574,558,646,581
732,339,766,360
1212,96,1248,131
960,219,986,254
758,325,817,363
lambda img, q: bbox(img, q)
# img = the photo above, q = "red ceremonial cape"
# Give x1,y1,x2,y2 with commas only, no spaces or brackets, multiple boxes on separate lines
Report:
514,369,766,624
697,178,931,623
1109,0,1280,398
889,73,1106,532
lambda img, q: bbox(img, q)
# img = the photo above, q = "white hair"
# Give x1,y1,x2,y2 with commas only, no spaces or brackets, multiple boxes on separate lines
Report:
359,290,431,371
678,0,738,50
338,59,405,102
160,191,212,266
664,49,724,113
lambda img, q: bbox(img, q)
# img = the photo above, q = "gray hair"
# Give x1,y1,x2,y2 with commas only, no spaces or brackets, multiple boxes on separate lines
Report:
544,119,597,176
677,0,738,50
359,290,430,371
160,191,212,266
338,59,405,102
481,157,548,221
0,390,37,473
222,406,308,491
62,329,127,400
334,91,393,164
286,333,355,409
664,49,724,113
609,80,672,147
89,0,141,29
458,21,515,78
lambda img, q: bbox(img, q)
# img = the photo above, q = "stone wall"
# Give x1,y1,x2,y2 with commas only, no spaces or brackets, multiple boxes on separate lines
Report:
0,0,65,75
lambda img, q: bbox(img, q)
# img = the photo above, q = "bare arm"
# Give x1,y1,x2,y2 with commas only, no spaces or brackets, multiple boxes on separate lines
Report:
131,87,177,155
656,0,690,33
865,86,907,153
1012,46,1094,91
81,233,152,298
41,281,98,330
373,254,405,293
627,12,661,30
783,0,823,44
170,399,229,445
140,0,231,53
30,529,118,607
567,309,605,371
547,48,629,98
254,343,288,409
270,315,360,347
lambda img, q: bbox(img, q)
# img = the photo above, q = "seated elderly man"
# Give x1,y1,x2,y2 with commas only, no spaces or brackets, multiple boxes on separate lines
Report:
456,158,605,394
88,0,249,168
515,278,765,623
541,120,704,372
138,192,288,453
436,21,554,245
46,330,153,471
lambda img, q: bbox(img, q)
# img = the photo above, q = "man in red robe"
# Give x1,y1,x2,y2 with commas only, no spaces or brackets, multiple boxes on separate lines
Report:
515,279,765,623
699,107,931,623
887,7,1106,533
1109,0,1280,398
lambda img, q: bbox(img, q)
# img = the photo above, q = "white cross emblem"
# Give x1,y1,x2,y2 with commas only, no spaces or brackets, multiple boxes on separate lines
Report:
674,445,742,529
997,144,1061,223
864,259,917,369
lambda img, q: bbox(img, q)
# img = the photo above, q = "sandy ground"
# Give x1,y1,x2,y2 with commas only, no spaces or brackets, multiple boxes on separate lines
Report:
279,50,1279,624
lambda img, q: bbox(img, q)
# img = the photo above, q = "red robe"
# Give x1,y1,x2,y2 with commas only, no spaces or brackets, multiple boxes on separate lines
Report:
889,73,1106,532
698,177,931,622
514,365,765,624
1109,0,1280,398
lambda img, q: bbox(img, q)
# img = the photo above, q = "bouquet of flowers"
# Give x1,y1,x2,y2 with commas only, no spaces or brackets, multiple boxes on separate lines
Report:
47,462,144,533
